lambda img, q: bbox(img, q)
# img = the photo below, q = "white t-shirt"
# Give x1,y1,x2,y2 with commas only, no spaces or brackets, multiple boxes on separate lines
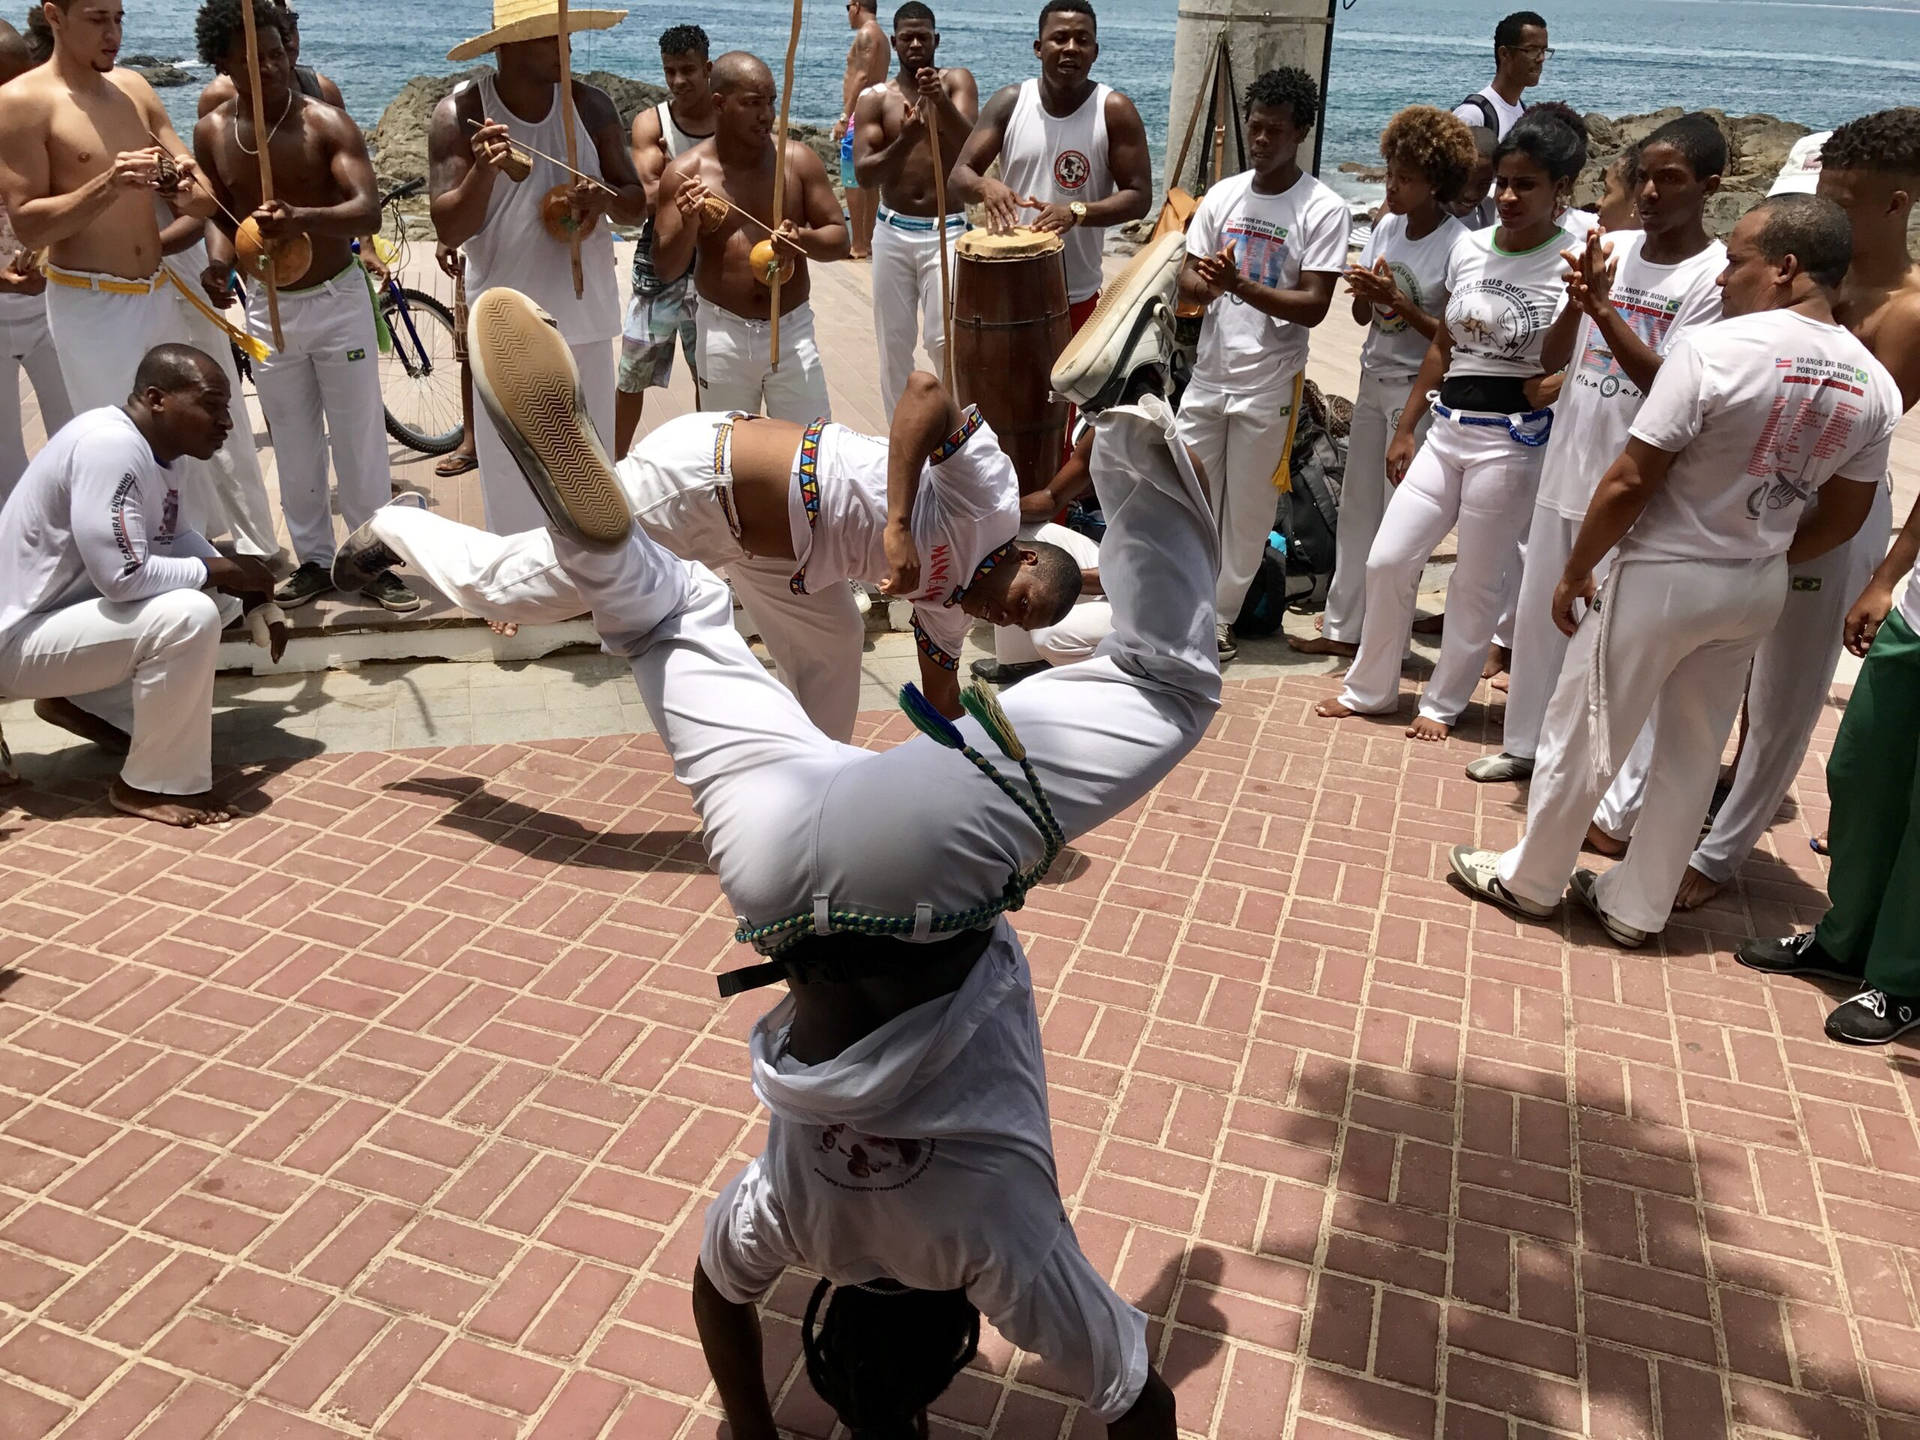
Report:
1625,310,1901,562
699,926,1149,1422
1357,211,1466,379
1453,87,1525,138
1535,232,1727,518
1185,168,1350,387
788,406,1021,670
0,408,218,642
1899,551,1920,637
1442,225,1571,380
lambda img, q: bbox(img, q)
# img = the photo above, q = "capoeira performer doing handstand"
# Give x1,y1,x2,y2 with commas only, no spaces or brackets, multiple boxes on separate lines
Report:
461,239,1199,1436
333,372,1085,739
1448,195,1902,948
0,345,276,826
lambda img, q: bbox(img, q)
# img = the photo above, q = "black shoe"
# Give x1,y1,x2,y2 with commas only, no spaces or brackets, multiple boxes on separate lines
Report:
274,561,332,609
1826,988,1920,1046
1735,932,1864,982
969,657,1049,687
359,569,422,613
333,492,422,593
1216,621,1237,664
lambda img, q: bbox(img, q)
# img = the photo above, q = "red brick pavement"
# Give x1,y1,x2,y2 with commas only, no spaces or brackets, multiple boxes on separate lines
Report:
2,674,1918,1440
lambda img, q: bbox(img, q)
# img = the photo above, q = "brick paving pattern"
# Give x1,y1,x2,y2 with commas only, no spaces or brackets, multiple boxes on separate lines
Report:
1,673,1916,1440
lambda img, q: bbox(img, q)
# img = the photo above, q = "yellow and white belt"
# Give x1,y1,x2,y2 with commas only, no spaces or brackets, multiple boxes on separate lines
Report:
41,261,271,363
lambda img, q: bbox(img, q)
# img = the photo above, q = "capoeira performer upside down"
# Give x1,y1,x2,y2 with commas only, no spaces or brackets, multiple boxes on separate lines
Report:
463,235,1200,1436
1448,196,1902,947
335,374,1085,740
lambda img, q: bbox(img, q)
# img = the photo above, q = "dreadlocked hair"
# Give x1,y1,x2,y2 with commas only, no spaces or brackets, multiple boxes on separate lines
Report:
802,1279,981,1438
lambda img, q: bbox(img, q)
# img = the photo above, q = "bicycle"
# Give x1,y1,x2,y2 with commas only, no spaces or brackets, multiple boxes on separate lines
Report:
360,178,465,457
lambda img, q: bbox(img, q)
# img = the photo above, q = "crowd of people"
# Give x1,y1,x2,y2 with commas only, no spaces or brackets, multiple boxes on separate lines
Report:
1,0,1919,1433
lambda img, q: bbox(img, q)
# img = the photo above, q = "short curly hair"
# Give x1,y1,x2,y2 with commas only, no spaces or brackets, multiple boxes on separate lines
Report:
1244,66,1320,133
1821,107,1920,184
194,0,283,69
1379,105,1478,205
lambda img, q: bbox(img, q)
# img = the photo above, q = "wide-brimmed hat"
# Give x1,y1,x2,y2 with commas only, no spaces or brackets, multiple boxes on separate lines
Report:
447,0,627,63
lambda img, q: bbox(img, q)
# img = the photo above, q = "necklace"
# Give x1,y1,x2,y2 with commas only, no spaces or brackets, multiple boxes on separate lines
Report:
235,91,294,156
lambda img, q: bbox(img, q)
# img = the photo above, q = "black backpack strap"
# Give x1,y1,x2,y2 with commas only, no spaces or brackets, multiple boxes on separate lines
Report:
1458,93,1498,131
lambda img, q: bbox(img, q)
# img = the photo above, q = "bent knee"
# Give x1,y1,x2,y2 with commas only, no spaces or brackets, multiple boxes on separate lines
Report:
147,587,225,641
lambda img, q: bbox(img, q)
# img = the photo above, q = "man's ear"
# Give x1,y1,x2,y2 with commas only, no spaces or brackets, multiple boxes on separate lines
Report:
1019,547,1040,567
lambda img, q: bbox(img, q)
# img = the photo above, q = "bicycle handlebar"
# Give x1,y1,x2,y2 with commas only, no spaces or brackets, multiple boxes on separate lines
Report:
381,178,427,205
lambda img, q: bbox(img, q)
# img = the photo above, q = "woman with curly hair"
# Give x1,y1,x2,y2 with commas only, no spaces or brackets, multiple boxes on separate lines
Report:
1318,102,1589,740
1294,105,1474,657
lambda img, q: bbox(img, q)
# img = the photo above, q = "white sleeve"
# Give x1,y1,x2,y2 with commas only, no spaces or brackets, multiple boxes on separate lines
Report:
1297,192,1352,275
1664,271,1724,350
1184,189,1221,260
1452,100,1486,126
70,452,211,603
910,601,970,675
168,528,221,563
977,1224,1149,1424
699,1160,799,1305
1836,413,1897,488
1627,333,1711,454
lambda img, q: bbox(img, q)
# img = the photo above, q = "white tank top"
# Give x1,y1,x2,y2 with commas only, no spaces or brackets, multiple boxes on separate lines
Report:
999,78,1113,303
658,100,708,159
461,74,619,344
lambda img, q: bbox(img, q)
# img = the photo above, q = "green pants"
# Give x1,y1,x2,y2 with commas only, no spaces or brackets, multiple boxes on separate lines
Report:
1816,608,1920,991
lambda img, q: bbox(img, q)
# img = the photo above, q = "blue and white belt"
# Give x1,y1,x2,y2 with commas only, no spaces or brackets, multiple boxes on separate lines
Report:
877,205,969,234
1430,399,1555,448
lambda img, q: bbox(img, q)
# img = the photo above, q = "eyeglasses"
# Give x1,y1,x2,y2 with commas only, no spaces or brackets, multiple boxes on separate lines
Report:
1510,43,1554,59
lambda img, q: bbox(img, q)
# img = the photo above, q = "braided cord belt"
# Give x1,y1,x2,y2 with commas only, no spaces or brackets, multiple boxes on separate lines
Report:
730,681,1065,960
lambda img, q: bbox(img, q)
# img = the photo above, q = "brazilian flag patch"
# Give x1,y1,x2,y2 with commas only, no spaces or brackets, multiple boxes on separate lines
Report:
347,348,366,362
1791,576,1822,592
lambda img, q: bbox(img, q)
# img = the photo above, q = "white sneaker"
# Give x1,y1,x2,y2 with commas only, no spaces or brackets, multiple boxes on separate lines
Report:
1466,752,1535,783
1448,845,1557,919
1050,231,1185,412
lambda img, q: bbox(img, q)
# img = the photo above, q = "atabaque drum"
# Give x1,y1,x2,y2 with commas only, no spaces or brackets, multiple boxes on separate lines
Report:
952,226,1071,495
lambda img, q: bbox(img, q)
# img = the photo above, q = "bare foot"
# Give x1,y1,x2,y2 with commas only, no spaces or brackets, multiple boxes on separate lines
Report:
1584,822,1628,858
433,449,478,478
109,776,231,828
1316,696,1358,719
849,248,872,261
34,697,130,755
1483,644,1511,680
1490,672,1509,693
1411,613,1444,636
1407,716,1450,743
1671,865,1724,911
1289,634,1358,657
1811,832,1830,856
488,620,520,637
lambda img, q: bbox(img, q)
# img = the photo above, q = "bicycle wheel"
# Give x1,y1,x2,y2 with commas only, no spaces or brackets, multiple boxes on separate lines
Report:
379,287,465,456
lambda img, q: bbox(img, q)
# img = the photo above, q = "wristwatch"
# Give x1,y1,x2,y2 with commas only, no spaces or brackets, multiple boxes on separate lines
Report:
1068,201,1088,226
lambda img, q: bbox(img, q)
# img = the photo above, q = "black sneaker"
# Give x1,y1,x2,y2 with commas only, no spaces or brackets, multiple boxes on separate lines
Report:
1825,988,1920,1046
333,492,423,594
969,657,1048,687
359,569,423,613
1216,621,1237,664
1735,932,1864,982
274,561,332,609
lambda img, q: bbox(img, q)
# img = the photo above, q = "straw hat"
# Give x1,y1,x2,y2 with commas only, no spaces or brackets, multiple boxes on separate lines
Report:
447,0,627,63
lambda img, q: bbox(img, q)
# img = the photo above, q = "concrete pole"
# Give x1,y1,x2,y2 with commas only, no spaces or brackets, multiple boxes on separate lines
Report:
1164,0,1339,195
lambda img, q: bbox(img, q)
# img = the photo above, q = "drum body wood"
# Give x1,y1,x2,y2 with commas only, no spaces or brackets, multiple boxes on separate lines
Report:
952,228,1071,495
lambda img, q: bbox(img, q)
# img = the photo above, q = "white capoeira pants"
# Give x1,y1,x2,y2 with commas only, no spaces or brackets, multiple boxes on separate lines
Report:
1498,554,1788,934
547,393,1219,934
1339,410,1543,724
245,266,391,566
368,412,865,740
694,301,831,424
1177,374,1298,621
475,332,615,537
870,208,966,421
993,522,1111,668
0,300,74,503
0,588,224,794
46,268,277,557
1597,482,1895,880
1324,368,1421,644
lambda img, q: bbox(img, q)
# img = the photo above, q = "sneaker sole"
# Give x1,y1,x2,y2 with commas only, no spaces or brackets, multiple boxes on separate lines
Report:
1447,845,1555,920
1732,948,1863,983
1569,872,1649,949
1826,1003,1920,1047
1050,231,1185,407
469,289,630,550
1466,756,1534,784
273,584,330,610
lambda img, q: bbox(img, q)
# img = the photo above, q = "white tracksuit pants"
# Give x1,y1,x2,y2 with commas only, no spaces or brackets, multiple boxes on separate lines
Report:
1324,368,1422,644
369,415,865,741
1498,555,1788,934
0,301,74,503
476,336,615,537
0,589,223,794
1176,374,1300,620
46,269,277,557
993,522,1111,668
694,301,831,424
245,267,391,566
1339,411,1543,724
541,394,1219,934
870,209,966,421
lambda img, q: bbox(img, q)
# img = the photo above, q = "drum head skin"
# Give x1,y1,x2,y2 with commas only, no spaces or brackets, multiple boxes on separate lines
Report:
955,226,1065,260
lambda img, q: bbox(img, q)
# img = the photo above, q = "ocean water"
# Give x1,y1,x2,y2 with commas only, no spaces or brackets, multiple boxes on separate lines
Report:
134,0,1920,198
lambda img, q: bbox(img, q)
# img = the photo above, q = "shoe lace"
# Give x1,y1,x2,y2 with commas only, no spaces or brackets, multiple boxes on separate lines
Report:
1848,989,1888,1018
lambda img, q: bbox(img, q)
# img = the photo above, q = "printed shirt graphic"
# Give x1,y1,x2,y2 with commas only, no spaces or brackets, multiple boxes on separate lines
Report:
1186,169,1350,387
1441,226,1570,380
1624,310,1901,562
1535,234,1726,519
1357,210,1466,379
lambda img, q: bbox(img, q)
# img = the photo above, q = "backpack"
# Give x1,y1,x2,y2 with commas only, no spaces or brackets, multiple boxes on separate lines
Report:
1457,92,1500,132
1234,381,1348,632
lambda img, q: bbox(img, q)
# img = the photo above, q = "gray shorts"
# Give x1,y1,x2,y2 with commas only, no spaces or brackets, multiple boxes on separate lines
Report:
619,277,697,393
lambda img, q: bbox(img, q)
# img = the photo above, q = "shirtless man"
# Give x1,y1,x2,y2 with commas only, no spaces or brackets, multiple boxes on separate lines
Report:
193,0,416,613
833,0,888,260
852,1,977,418
654,51,850,422
614,24,715,456
197,0,343,114
429,0,647,534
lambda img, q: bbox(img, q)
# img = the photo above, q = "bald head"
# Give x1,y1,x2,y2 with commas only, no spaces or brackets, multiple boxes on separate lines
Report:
710,50,772,94
0,19,32,84
132,344,224,399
